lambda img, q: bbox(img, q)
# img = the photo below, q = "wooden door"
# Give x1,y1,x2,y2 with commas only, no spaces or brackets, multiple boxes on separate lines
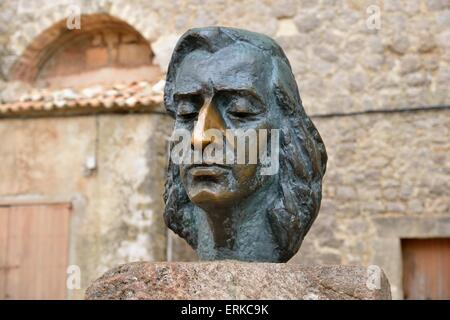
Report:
0,209,8,299
0,203,71,300
402,238,450,300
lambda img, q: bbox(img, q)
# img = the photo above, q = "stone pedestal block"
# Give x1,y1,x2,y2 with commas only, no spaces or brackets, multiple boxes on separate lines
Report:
85,261,391,300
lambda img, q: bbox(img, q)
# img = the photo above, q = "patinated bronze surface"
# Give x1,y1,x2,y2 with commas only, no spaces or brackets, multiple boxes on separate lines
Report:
163,26,327,262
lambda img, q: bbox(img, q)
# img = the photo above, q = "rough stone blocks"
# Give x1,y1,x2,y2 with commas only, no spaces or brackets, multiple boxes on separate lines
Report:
85,261,392,300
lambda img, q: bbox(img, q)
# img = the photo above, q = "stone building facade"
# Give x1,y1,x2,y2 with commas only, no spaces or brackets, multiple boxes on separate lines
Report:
0,0,449,299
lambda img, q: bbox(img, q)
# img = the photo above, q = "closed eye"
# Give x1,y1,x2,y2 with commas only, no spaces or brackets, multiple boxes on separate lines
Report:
174,93,203,121
177,112,198,121
228,111,256,119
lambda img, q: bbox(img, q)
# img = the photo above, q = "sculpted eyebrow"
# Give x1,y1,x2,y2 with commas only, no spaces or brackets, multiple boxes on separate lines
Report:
173,90,203,99
217,88,265,104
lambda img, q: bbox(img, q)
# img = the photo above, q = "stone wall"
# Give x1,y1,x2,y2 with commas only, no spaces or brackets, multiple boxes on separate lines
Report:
0,113,173,299
295,109,450,298
1,0,449,112
0,0,449,299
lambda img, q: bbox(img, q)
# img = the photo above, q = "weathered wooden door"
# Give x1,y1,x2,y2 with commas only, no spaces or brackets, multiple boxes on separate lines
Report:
402,238,450,300
0,203,71,300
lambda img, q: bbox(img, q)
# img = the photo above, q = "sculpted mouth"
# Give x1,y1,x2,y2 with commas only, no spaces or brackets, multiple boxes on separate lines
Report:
187,164,231,177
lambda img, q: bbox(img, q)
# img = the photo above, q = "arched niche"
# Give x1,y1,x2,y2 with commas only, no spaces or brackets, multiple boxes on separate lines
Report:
9,14,161,89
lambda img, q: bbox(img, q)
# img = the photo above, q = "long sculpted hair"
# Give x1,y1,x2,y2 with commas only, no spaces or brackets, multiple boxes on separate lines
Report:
163,27,327,262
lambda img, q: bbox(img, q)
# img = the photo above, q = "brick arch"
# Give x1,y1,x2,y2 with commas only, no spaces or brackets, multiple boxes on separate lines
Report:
9,14,154,83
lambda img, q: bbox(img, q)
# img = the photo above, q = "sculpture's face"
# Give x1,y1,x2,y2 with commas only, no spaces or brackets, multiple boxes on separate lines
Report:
164,27,327,262
173,45,277,210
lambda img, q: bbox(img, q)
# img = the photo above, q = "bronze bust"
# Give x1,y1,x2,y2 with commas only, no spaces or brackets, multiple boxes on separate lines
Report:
163,27,327,262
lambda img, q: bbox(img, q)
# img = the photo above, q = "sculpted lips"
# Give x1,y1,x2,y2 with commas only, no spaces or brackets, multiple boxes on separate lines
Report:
187,164,230,177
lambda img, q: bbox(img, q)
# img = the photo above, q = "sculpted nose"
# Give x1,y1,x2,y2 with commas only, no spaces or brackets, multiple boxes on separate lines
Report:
191,99,226,150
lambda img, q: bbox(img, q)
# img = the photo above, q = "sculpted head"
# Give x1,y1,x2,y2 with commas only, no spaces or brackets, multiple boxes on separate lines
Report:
164,27,327,262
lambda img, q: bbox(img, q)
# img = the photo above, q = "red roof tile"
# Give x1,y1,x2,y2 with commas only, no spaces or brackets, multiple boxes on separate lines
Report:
0,80,164,117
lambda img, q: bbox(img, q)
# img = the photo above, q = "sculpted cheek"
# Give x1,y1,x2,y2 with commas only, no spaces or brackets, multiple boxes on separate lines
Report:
232,164,256,179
